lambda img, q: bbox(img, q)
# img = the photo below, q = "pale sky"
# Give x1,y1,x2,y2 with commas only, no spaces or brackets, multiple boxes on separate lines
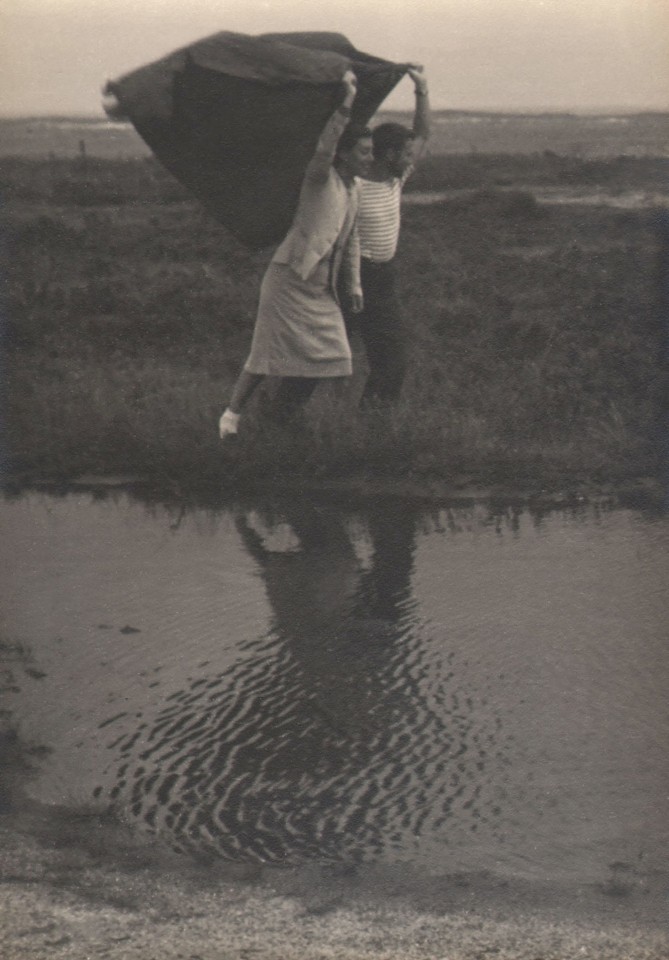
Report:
2,0,668,116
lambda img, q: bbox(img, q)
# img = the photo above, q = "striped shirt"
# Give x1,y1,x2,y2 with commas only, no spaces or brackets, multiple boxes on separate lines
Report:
357,168,412,263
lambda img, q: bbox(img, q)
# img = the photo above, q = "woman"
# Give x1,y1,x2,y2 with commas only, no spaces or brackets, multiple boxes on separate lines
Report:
218,70,373,440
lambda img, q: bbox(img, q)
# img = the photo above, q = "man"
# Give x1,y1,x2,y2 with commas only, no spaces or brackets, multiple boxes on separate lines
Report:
349,66,431,405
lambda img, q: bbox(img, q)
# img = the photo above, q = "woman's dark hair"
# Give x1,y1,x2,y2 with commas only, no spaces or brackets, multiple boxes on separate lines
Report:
372,122,414,159
336,123,372,158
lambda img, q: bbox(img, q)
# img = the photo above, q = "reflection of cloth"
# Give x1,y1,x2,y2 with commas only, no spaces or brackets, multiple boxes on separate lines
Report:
105,31,408,248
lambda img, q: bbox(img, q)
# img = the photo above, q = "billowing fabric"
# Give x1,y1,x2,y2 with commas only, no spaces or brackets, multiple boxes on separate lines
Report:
105,31,409,248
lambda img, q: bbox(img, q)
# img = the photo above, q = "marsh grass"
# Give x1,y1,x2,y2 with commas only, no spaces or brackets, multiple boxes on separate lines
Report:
2,156,666,491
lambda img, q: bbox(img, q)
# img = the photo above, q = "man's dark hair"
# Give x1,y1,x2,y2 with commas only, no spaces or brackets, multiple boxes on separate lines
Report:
372,122,414,159
336,123,372,157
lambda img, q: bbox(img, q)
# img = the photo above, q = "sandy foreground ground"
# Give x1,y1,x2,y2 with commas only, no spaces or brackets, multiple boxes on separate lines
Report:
1,798,667,960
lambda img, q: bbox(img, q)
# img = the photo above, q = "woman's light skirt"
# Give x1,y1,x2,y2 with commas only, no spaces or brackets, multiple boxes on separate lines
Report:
244,262,352,378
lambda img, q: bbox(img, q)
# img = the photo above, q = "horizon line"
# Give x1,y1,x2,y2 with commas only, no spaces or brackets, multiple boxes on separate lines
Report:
1,106,669,121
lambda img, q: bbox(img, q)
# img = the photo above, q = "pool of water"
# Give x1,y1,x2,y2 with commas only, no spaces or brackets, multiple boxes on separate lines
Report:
1,490,667,892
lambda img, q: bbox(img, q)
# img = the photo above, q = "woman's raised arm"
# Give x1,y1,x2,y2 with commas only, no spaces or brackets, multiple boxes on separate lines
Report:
304,70,358,184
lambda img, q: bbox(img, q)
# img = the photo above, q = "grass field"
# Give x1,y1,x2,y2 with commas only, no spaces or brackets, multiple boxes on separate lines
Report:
1,153,667,495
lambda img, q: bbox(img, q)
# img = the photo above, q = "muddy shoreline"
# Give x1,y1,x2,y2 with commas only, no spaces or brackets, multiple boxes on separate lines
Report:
4,470,666,513
2,785,668,960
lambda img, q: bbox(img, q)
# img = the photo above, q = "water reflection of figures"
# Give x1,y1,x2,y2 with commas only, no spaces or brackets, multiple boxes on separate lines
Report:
100,500,504,865
234,501,418,741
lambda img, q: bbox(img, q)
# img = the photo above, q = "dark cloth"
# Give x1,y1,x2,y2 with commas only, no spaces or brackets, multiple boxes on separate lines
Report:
346,257,408,403
105,31,408,249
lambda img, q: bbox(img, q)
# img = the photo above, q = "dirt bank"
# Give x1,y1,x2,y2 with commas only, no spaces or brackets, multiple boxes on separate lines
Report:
1,791,667,960
15,469,666,515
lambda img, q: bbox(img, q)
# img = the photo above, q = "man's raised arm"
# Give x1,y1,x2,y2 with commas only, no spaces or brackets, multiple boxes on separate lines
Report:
408,66,431,158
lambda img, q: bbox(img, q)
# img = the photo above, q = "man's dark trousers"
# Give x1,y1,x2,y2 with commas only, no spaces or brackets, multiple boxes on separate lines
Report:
346,257,408,404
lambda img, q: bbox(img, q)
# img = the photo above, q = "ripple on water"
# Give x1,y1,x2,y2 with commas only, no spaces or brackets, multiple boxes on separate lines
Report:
1,492,668,886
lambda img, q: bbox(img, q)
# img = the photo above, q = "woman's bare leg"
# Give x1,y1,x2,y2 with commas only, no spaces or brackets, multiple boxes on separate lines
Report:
229,370,263,414
219,369,263,439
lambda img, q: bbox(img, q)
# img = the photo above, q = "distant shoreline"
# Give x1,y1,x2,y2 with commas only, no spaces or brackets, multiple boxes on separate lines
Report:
3,111,668,161
2,108,669,121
